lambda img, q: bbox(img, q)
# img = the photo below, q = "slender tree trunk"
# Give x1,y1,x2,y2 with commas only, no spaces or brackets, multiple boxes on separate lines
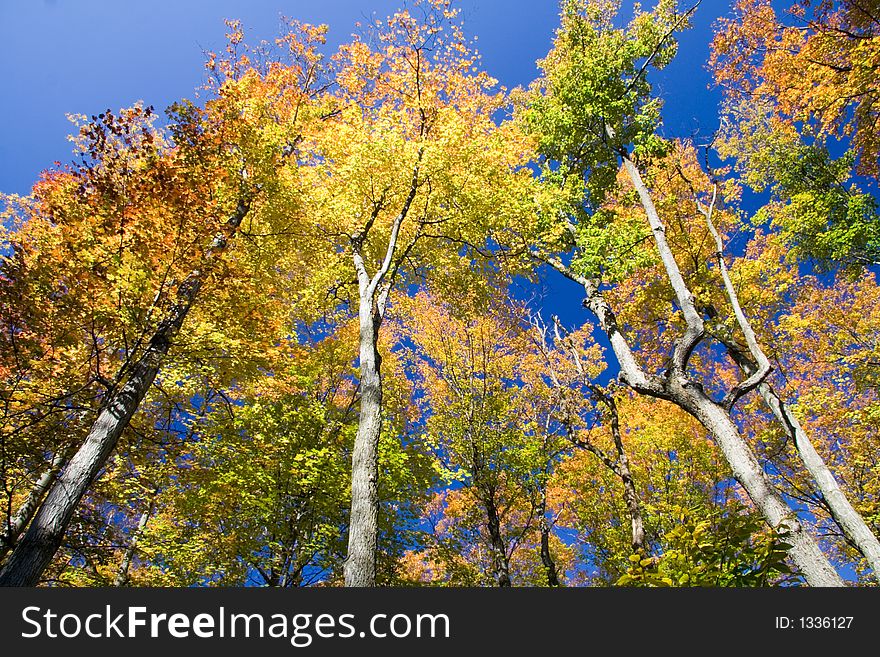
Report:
0,447,70,563
0,197,250,587
607,402,645,553
619,148,841,586
726,345,880,579
113,494,155,587
697,184,876,580
760,385,880,578
343,295,383,587
549,316,647,555
483,492,512,587
537,488,560,587
342,151,421,586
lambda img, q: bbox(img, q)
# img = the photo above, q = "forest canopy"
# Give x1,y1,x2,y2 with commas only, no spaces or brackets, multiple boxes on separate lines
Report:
1,0,879,588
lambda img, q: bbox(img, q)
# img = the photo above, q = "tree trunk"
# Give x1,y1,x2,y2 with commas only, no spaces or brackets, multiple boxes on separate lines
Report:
726,344,880,580
616,148,841,586
537,489,560,587
572,281,843,586
113,495,155,587
760,385,880,578
343,296,383,587
483,492,512,587
670,379,843,586
341,155,419,586
608,405,645,553
0,197,250,587
0,447,70,563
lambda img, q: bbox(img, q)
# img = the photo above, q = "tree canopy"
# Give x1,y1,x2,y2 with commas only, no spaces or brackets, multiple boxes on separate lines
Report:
2,0,879,588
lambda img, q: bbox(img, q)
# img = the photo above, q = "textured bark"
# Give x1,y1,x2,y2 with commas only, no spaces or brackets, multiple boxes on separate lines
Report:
343,294,383,587
0,197,250,587
607,401,645,553
0,447,70,563
617,150,841,586
537,489,560,587
483,492,512,587
343,151,422,587
697,187,878,580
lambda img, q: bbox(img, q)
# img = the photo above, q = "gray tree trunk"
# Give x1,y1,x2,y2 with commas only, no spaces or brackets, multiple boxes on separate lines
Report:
578,278,843,585
0,197,250,587
759,385,880,578
617,148,841,586
343,295,383,587
539,165,844,585
669,378,843,586
607,401,645,553
696,182,877,581
727,345,880,580
544,261,844,585
0,447,70,563
342,152,423,587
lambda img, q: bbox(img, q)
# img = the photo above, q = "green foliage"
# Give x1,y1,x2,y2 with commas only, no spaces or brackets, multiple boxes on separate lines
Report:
519,0,689,280
617,504,796,587
719,100,880,272
522,0,684,204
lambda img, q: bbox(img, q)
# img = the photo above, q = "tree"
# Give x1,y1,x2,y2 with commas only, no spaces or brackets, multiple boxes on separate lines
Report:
520,0,844,585
711,0,880,271
397,292,574,587
0,21,326,586
293,1,535,586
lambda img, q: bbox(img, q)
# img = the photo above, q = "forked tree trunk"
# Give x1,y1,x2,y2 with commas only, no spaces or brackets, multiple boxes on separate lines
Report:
726,345,880,580
576,283,843,585
0,197,250,587
617,149,841,586
695,180,880,581
539,141,843,583
669,378,843,586
343,152,422,587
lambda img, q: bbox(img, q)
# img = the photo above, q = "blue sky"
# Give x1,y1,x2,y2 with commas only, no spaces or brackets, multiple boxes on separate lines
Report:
0,0,730,197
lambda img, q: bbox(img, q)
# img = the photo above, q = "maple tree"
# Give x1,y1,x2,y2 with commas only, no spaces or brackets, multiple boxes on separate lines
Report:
296,1,535,587
0,20,327,585
396,293,575,586
515,0,878,586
